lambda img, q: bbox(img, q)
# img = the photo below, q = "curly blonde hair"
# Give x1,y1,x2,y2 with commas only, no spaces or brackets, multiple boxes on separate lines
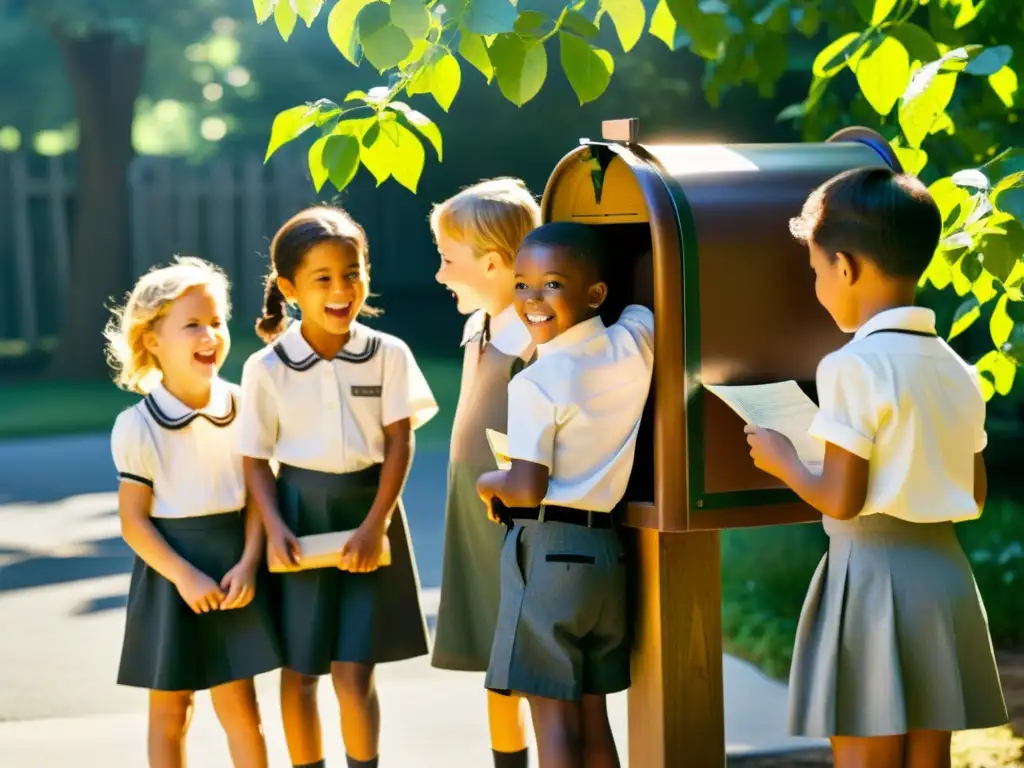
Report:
104,256,231,394
429,177,541,267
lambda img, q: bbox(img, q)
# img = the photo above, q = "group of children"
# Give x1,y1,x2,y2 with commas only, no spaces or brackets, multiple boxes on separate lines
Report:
105,166,1008,768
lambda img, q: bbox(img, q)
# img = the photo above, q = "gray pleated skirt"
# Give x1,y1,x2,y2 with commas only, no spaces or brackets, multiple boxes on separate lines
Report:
274,464,429,676
117,511,282,692
431,461,508,672
788,513,1008,738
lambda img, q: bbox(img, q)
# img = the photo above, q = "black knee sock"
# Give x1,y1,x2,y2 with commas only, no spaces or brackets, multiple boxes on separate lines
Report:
294,762,325,768
493,748,529,768
346,756,378,768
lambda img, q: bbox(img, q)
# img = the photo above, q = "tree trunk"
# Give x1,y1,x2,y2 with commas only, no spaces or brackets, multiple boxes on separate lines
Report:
48,32,145,380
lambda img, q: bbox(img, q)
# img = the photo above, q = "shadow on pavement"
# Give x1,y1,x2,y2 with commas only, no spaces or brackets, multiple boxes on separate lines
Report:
0,536,132,592
72,593,129,616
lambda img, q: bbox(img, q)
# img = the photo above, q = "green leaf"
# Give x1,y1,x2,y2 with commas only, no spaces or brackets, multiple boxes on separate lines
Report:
964,46,1013,77
953,0,983,30
812,32,865,78
391,0,431,40
462,0,518,35
854,36,909,116
458,32,494,81
665,0,729,60
989,66,1018,108
514,11,548,36
930,177,972,226
898,62,957,149
791,5,820,38
359,120,395,185
991,294,1013,347
562,10,600,39
328,0,377,65
559,32,614,105
275,0,298,40
868,0,898,25
390,123,426,193
887,23,939,66
489,34,548,106
390,103,443,160
754,0,787,33
893,144,928,175
982,148,1024,187
358,3,414,71
265,105,316,162
601,0,646,53
975,350,1016,399
920,254,953,290
308,135,330,192
994,186,1024,221
973,269,998,305
959,252,984,284
649,0,689,50
977,218,1024,283
1007,298,1024,324
430,53,462,111
949,296,980,340
254,0,276,24
295,0,325,26
323,133,361,192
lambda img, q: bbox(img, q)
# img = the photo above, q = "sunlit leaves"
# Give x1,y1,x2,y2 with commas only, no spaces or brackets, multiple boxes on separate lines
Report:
559,33,614,105
976,350,1017,399
854,36,909,115
989,67,1018,108
390,0,430,41
265,104,318,162
328,0,377,65
253,0,275,24
408,52,462,111
275,0,297,40
812,33,866,78
664,0,729,60
323,132,361,191
898,52,960,149
949,295,980,340
458,32,494,81
358,3,414,72
390,102,443,159
295,0,325,26
601,0,645,53
489,34,547,106
648,0,688,51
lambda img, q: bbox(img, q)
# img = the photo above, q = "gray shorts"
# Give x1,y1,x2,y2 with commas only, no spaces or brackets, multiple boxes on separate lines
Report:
485,519,630,701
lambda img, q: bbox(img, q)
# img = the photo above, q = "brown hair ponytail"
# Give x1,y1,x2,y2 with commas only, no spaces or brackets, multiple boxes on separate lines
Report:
255,271,287,343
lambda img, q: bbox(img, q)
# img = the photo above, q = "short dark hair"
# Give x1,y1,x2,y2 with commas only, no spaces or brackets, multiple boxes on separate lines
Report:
519,221,608,279
789,167,941,280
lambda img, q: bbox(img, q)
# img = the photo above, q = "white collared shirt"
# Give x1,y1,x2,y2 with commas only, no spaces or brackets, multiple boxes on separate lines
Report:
809,306,986,524
460,304,532,358
506,305,655,512
110,378,246,519
237,321,439,473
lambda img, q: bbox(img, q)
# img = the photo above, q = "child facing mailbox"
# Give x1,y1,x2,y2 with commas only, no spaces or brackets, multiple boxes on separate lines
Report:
477,222,654,768
745,168,1008,768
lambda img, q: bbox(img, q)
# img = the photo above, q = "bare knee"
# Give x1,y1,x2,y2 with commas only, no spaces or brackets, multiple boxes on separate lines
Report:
149,691,194,740
282,668,319,702
831,735,904,768
331,661,375,702
210,679,261,732
904,730,951,768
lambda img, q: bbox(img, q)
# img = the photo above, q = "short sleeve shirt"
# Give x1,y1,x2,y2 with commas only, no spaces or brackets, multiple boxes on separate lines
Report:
110,378,246,518
236,321,438,473
506,305,655,512
809,306,986,523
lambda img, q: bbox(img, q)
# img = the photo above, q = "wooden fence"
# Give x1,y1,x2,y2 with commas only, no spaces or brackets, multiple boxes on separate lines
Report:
0,150,438,351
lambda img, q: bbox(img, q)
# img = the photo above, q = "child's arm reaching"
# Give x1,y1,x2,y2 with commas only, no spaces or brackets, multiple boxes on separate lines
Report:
478,461,550,518
341,418,413,572
744,350,874,521
745,428,869,520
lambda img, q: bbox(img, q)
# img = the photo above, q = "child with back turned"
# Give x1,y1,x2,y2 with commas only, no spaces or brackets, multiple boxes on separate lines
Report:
745,168,1008,768
477,222,655,768
106,257,281,767
238,206,437,768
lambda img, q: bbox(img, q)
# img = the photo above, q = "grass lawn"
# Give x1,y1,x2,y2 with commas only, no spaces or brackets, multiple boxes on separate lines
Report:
0,336,462,450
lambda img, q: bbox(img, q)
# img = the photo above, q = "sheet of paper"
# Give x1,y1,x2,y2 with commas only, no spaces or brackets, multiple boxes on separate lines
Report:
268,530,391,573
485,429,513,470
703,381,824,474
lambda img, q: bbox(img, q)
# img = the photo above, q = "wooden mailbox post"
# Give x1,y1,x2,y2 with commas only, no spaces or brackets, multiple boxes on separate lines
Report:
539,122,903,767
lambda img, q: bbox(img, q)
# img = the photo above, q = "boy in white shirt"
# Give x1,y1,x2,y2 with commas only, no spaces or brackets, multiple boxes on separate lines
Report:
477,222,654,768
745,167,1007,767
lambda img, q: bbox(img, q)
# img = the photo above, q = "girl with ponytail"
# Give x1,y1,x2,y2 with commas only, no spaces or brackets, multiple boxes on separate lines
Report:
238,206,438,768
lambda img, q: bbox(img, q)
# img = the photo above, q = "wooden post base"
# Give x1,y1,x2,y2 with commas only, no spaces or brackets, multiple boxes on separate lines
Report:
627,527,725,767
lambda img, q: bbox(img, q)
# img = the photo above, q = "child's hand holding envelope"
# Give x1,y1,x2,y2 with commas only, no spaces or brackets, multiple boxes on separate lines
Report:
268,530,391,574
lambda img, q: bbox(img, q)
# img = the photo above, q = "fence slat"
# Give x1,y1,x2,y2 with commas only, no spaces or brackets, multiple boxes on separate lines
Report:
240,156,267,324
207,159,236,278
9,153,38,345
129,158,150,277
176,162,200,256
47,155,71,307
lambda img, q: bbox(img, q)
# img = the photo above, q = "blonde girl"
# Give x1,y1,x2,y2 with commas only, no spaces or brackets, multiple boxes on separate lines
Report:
238,206,437,768
106,257,281,768
430,178,540,768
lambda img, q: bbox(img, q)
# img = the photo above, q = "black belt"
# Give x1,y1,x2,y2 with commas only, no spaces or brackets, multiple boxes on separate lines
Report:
493,500,614,529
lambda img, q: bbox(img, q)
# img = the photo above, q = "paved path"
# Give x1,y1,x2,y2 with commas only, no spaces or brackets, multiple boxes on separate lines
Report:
0,434,826,764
